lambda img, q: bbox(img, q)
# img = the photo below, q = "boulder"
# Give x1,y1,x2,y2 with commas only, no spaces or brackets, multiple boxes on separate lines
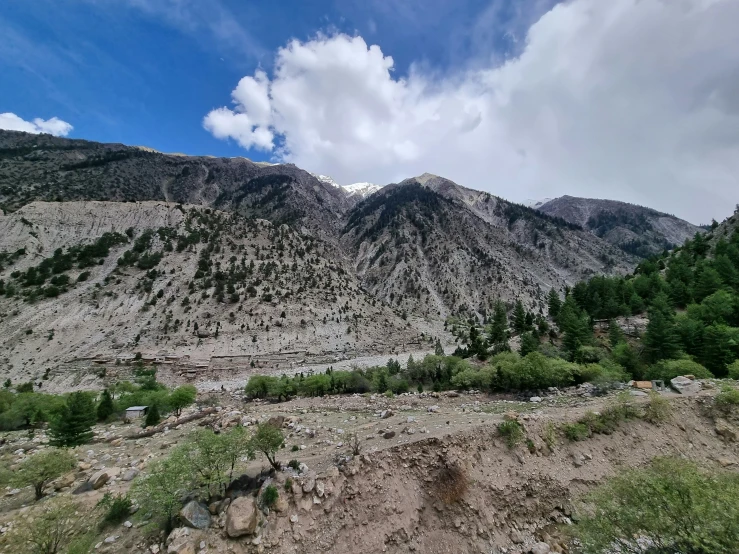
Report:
715,418,737,442
72,481,94,495
226,496,258,538
383,431,396,439
53,472,75,491
529,543,551,554
670,376,701,395
179,501,211,530
122,469,139,482
88,469,112,490
267,416,285,428
380,410,393,419
166,527,195,554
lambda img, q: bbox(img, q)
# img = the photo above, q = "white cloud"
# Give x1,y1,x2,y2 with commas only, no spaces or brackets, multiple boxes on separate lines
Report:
204,0,739,223
0,112,73,136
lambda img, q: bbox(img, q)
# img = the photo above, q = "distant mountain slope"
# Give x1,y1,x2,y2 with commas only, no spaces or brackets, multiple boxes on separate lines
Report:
0,201,420,382
0,130,351,240
341,176,636,319
0,130,638,337
536,195,703,257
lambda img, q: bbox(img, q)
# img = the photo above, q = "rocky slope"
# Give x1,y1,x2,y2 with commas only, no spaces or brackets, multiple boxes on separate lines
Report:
0,131,650,381
0,201,428,384
342,175,635,319
535,195,703,257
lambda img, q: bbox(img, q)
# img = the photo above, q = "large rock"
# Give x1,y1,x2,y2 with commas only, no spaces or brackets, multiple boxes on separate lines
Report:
166,528,195,554
226,496,258,538
670,376,701,395
529,543,551,554
179,501,211,530
715,418,737,442
88,469,112,489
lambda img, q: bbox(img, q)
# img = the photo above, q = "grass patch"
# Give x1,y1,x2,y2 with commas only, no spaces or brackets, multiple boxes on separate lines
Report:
497,420,524,448
643,392,673,424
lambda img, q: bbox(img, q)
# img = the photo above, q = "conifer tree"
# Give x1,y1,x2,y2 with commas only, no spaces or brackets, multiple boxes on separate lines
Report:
489,300,508,344
97,389,114,421
608,320,625,347
144,403,161,428
547,289,562,319
512,300,528,334
49,392,96,447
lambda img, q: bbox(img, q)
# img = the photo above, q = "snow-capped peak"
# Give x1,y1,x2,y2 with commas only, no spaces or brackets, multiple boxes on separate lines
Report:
343,182,382,198
311,172,383,199
526,197,554,210
312,174,342,188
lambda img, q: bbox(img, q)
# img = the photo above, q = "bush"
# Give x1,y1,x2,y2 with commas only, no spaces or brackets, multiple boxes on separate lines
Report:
573,458,739,553
99,493,132,526
287,459,300,471
261,485,279,509
250,423,285,470
728,360,739,380
498,420,524,448
643,392,673,423
645,358,713,382
144,403,161,427
563,422,590,441
714,385,739,412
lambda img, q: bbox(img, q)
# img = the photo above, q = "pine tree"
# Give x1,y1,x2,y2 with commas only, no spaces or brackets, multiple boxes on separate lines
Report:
643,308,680,363
144,403,161,428
520,332,539,357
608,320,625,347
97,389,114,421
434,338,445,356
489,300,508,344
512,300,528,334
547,289,562,319
49,392,96,447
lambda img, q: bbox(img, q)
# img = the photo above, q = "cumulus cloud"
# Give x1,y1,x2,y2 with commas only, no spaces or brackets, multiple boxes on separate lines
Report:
204,0,739,222
0,112,73,136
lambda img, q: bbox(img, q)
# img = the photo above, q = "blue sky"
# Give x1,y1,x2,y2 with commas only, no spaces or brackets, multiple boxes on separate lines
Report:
0,0,531,158
1,0,738,222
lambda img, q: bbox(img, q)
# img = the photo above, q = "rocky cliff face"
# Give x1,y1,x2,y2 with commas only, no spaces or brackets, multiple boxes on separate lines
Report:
535,195,703,257
0,131,649,380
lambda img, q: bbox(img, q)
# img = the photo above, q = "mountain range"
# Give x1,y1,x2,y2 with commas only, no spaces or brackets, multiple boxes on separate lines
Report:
0,129,703,381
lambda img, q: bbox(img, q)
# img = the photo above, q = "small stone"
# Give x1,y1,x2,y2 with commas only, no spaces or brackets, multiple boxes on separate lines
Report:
104,536,118,544
123,520,133,528
530,396,542,403
530,542,551,554
383,431,396,439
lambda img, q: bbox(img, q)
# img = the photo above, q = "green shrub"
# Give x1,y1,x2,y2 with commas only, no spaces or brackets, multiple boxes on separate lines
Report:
714,386,739,412
728,360,739,380
291,444,299,452
573,458,739,554
261,485,279,509
284,477,293,492
287,459,300,471
645,358,713,381
497,420,524,448
563,423,590,441
99,493,132,526
643,392,673,424
542,422,557,450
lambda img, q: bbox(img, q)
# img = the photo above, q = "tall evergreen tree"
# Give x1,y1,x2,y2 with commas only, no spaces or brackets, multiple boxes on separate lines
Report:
489,300,508,344
434,338,445,356
96,389,114,421
520,332,539,357
144,403,161,428
512,300,528,334
608,320,625,347
643,307,680,363
547,288,562,319
49,392,96,447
